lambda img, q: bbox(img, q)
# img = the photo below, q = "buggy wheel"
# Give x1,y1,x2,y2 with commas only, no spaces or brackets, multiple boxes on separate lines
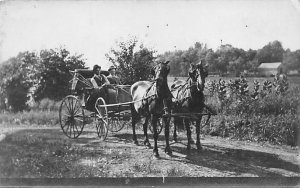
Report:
149,118,163,134
109,117,127,132
59,95,84,138
95,97,108,140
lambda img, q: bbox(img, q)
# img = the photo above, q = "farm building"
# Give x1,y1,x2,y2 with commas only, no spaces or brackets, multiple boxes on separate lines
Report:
257,62,282,77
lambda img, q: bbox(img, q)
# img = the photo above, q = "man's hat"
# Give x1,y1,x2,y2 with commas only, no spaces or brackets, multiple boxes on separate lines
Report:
108,65,116,71
93,65,101,73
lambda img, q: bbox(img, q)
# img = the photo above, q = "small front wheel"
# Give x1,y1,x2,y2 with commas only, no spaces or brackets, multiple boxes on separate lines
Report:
95,97,108,140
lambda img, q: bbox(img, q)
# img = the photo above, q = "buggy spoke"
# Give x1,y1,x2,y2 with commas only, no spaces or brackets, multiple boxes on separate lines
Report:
65,100,72,113
69,122,73,137
74,117,84,122
73,112,83,117
73,104,81,115
62,113,71,117
64,121,70,133
74,123,80,134
62,120,69,129
73,124,76,138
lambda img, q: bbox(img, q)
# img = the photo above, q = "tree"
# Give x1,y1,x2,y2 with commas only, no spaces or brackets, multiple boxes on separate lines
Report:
132,47,156,82
256,40,284,63
106,37,156,84
205,49,218,73
283,50,300,71
0,52,40,111
34,47,86,101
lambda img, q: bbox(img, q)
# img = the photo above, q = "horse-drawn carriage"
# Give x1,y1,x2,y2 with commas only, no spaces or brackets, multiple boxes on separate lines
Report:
59,68,133,140
59,61,216,158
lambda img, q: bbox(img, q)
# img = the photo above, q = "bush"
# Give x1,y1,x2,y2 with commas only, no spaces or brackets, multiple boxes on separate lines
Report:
205,86,300,146
30,98,61,111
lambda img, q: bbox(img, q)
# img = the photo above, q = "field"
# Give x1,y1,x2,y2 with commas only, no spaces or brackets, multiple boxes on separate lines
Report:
169,75,300,89
0,76,300,185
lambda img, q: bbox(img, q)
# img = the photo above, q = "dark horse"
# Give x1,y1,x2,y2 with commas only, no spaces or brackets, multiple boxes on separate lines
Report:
130,61,173,158
171,61,208,151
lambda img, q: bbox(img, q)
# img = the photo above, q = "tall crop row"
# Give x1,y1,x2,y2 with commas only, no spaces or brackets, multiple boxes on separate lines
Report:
204,75,299,146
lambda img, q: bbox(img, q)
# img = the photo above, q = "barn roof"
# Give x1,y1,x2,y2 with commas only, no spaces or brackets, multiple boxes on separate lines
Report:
258,62,282,69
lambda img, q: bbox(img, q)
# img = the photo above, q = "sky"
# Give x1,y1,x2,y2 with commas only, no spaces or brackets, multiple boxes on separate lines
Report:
0,0,300,69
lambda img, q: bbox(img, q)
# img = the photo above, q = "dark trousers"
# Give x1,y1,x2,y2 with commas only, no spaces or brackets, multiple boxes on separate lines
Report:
86,88,106,112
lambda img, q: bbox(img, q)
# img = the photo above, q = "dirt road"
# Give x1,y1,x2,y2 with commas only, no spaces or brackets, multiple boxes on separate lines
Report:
0,123,299,178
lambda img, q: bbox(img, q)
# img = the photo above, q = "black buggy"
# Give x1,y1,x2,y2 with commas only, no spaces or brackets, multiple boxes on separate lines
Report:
59,69,132,140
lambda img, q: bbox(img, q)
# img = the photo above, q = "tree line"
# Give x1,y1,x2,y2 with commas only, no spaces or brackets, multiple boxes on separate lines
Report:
160,40,300,77
0,38,299,112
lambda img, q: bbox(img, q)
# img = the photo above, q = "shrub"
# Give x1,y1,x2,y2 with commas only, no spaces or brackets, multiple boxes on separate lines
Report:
205,85,300,146
30,98,61,111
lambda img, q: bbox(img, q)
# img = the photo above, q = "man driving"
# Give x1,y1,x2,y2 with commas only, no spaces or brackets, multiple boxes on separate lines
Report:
91,65,110,88
86,65,110,111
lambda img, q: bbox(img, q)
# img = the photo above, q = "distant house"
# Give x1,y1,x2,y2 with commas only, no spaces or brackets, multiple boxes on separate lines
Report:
257,62,282,77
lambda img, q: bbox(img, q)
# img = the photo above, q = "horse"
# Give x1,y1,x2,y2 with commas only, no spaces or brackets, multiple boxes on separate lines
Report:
130,61,173,158
171,61,208,151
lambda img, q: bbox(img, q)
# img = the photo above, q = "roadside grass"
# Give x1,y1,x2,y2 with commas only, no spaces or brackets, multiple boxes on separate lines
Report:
0,110,59,126
0,127,140,178
1,123,173,178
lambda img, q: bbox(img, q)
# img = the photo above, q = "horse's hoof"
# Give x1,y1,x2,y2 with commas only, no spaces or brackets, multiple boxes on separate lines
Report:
187,145,191,151
197,146,203,151
190,139,195,144
145,142,151,148
153,153,160,159
133,140,139,145
165,148,172,155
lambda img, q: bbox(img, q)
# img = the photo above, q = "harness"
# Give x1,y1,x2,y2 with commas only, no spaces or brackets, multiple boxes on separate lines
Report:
172,78,199,105
141,81,157,105
139,79,171,115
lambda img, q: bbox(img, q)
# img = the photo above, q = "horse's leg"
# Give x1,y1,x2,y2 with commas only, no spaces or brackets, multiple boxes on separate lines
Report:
130,104,138,145
152,114,159,158
184,118,192,151
196,117,203,151
164,115,172,155
143,115,151,147
173,117,179,143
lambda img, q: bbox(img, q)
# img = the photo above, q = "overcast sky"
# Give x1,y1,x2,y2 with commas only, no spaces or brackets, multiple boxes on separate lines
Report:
0,0,300,69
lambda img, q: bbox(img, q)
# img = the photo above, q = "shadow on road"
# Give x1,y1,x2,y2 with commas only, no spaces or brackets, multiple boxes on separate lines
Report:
1,127,299,177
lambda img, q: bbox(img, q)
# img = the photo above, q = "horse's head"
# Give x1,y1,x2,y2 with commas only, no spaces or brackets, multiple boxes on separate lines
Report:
151,60,171,99
188,60,208,91
152,60,170,81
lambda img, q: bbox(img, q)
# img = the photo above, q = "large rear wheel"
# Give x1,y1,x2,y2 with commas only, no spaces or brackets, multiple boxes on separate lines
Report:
59,95,85,138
